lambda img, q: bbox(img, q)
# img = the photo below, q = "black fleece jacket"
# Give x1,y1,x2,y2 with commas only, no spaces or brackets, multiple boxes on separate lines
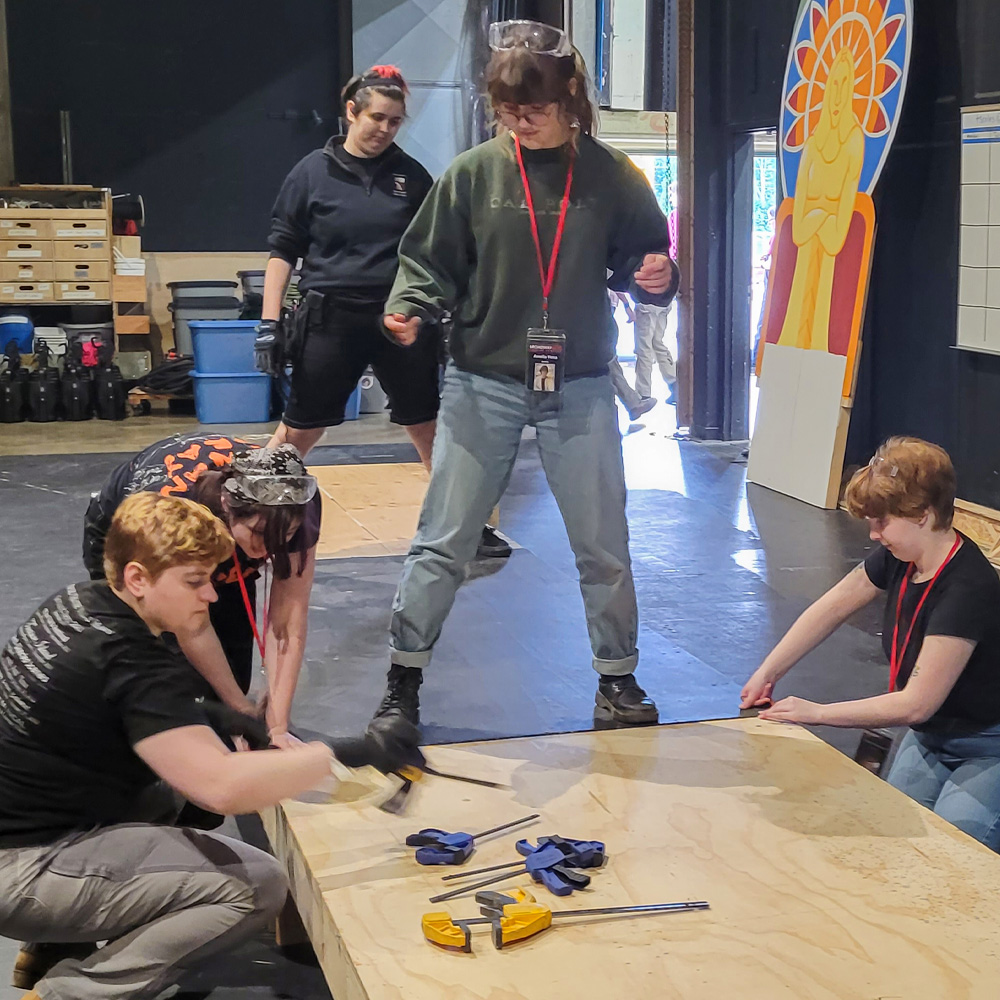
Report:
268,135,433,299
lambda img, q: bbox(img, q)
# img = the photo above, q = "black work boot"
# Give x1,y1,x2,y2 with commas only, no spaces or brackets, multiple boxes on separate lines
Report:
476,525,512,558
373,664,423,727
595,674,659,725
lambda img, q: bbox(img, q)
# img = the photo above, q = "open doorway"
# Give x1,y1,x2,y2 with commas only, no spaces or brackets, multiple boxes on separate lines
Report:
749,132,778,438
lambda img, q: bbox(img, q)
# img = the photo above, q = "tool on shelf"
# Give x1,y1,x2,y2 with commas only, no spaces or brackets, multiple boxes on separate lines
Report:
407,814,540,866
422,887,710,952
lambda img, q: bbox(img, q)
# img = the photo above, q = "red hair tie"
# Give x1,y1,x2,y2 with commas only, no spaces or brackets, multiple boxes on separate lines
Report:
367,64,409,94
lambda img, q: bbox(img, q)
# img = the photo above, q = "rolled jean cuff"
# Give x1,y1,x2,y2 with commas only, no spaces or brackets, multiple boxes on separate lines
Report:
592,652,638,676
390,647,432,669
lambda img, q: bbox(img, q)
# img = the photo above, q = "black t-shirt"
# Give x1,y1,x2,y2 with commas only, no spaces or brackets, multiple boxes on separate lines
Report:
96,433,322,589
864,533,1000,730
0,581,208,848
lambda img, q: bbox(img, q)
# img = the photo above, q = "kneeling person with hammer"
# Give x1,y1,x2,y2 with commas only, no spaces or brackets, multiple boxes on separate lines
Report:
0,493,421,1000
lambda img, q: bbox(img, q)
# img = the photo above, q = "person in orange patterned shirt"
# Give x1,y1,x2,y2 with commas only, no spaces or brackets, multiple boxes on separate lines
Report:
83,433,321,748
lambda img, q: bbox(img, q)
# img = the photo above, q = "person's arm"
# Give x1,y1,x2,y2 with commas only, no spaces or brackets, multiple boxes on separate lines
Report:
263,544,317,745
261,257,294,323
383,165,473,339
760,635,977,728
740,563,882,708
135,725,333,815
175,625,257,717
605,155,674,307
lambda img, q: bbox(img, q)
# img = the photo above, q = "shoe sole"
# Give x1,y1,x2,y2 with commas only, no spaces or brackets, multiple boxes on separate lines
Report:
12,968,38,991
594,691,659,725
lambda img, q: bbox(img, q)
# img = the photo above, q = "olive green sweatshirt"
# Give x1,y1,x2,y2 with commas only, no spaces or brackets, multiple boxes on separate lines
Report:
385,134,672,383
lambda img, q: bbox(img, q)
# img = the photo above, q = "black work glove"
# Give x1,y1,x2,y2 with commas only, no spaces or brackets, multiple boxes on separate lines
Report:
254,320,282,376
329,717,426,775
201,701,271,751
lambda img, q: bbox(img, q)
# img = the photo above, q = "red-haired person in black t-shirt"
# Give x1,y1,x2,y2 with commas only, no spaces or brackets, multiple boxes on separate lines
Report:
741,437,1000,851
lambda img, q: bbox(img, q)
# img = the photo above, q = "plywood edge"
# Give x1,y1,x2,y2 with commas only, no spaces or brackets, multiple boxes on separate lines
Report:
954,499,1000,569
261,806,371,1000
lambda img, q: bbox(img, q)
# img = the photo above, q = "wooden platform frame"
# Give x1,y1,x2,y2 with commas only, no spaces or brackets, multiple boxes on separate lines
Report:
262,720,1000,1000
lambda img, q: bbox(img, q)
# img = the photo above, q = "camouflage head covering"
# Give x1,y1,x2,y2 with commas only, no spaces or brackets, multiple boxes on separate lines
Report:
222,444,318,506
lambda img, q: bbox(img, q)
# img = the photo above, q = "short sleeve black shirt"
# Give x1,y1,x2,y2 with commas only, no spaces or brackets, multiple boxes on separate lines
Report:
0,581,208,848
864,533,1000,730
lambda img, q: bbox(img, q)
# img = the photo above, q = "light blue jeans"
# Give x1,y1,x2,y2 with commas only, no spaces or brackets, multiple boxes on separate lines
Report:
390,364,639,676
886,722,1000,852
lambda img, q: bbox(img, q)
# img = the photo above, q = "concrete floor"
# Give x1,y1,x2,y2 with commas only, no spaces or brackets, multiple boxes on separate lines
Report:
0,377,889,999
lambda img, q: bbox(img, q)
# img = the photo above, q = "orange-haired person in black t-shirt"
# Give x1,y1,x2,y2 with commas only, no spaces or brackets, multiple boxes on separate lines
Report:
742,437,1000,851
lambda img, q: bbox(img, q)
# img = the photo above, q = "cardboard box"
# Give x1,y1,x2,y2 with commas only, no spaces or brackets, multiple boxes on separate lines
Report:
0,240,53,260
55,260,110,282
113,235,142,257
114,313,150,335
112,274,146,302
51,216,108,240
56,281,111,301
0,218,53,240
0,281,53,302
53,240,108,261
0,261,53,281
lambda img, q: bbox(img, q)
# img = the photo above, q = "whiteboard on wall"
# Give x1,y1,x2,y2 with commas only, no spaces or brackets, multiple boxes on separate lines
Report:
958,105,1000,355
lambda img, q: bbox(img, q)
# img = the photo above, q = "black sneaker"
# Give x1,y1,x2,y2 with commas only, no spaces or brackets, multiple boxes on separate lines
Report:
595,674,659,725
477,525,512,559
373,664,423,727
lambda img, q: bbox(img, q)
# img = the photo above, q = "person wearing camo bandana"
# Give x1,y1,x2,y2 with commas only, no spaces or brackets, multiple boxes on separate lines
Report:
82,433,322,751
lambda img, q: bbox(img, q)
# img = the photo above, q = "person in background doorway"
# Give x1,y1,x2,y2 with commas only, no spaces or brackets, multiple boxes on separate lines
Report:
741,437,1000,852
1,494,422,1000
83,434,320,748
607,289,656,421
372,20,675,730
258,65,510,558
634,298,678,406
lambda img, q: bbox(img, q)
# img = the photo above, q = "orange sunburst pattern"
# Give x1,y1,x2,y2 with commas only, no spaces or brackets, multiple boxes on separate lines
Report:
783,0,904,151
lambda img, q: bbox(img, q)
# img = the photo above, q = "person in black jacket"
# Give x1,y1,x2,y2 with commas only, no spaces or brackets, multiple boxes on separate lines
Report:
260,65,510,557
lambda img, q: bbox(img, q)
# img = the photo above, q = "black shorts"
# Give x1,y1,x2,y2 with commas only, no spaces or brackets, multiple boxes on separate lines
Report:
282,300,441,430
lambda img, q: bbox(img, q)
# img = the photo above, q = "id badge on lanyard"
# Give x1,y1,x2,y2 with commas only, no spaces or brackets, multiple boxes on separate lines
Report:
513,134,574,395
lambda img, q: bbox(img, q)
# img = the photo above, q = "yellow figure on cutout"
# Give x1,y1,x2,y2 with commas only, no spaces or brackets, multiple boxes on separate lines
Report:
777,47,864,352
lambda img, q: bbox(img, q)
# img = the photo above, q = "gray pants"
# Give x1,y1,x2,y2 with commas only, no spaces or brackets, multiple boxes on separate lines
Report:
634,304,675,398
0,823,288,1000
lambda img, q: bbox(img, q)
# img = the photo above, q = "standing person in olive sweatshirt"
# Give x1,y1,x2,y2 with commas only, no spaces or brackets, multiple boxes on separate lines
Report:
371,20,680,729
258,65,510,558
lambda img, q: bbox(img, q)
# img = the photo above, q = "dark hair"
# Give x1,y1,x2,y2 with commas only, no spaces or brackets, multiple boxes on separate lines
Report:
342,64,409,114
486,46,595,135
194,472,307,579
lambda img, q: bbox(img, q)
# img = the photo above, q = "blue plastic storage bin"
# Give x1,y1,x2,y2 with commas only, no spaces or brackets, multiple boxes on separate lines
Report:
188,320,259,374
0,314,34,353
191,371,271,424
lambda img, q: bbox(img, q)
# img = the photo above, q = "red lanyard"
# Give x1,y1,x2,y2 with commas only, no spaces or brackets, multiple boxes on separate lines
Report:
889,534,962,691
232,549,269,660
513,135,575,328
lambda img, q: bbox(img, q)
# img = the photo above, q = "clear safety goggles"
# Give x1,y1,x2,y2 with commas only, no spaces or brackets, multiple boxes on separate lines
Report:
223,473,318,507
488,19,573,57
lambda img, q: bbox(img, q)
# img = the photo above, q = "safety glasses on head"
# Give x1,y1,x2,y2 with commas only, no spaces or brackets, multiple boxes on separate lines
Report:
488,19,573,57
223,444,318,506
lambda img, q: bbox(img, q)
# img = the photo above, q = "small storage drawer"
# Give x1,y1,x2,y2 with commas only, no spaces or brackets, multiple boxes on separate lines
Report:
0,240,52,260
56,281,111,301
51,216,108,239
0,281,53,302
54,240,109,261
0,261,54,281
0,218,53,240
55,260,110,282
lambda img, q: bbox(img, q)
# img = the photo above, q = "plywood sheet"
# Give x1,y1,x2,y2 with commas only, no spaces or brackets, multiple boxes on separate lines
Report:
748,345,849,509
262,720,1000,1000
311,463,428,560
